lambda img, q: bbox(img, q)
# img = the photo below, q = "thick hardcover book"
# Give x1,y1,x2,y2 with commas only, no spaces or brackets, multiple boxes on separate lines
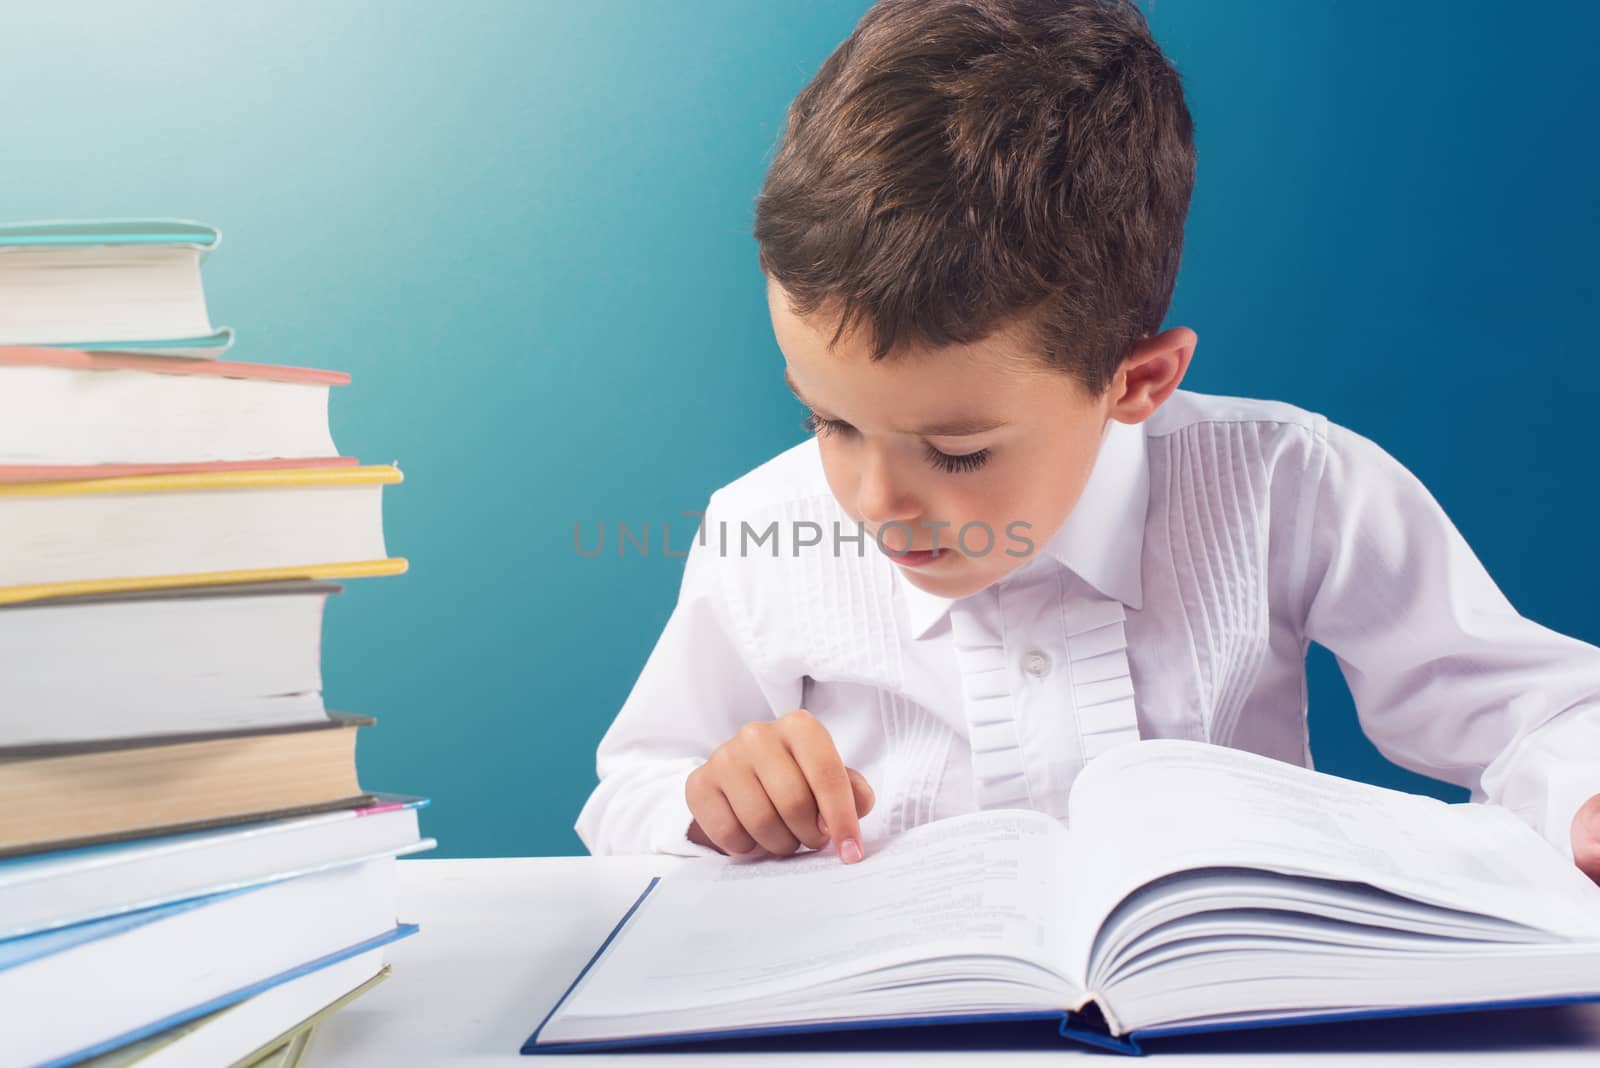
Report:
0,344,353,475
79,959,395,1068
0,796,433,939
0,714,377,856
0,464,406,606
524,740,1600,1055
1,856,415,1068
0,219,228,351
0,580,344,747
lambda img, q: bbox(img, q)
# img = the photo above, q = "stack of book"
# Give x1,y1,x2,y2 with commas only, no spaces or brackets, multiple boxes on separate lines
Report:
0,220,430,1067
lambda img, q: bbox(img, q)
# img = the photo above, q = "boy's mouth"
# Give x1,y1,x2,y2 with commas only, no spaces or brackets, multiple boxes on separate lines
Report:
889,547,947,568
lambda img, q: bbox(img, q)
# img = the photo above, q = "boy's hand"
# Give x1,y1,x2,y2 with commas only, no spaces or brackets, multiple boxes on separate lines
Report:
685,709,874,863
1573,793,1600,885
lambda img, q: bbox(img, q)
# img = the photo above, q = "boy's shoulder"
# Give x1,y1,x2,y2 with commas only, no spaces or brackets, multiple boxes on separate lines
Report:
1145,389,1329,441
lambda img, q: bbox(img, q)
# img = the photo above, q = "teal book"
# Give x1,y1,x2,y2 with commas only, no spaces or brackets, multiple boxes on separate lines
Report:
0,218,232,356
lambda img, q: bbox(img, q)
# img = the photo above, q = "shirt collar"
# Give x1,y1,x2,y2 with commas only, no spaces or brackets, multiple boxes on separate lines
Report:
896,417,1149,639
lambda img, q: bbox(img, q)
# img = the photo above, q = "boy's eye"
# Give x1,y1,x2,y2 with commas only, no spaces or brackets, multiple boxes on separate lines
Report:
801,409,855,438
925,444,991,474
804,410,991,474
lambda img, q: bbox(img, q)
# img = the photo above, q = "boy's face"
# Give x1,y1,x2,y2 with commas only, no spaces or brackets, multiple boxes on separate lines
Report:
767,278,1122,601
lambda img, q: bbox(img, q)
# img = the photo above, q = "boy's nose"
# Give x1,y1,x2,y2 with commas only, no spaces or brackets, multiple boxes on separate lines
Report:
855,456,919,527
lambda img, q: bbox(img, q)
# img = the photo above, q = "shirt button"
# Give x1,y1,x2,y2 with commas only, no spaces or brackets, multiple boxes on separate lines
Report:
1022,651,1053,679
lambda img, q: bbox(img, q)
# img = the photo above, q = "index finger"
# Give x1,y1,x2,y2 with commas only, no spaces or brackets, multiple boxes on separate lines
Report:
782,713,865,864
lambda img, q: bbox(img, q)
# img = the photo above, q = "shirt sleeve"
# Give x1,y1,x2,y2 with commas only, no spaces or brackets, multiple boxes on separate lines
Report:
1298,420,1600,861
573,497,779,857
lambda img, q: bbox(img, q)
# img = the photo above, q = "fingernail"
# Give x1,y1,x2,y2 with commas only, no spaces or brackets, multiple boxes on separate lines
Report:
817,815,828,836
840,838,863,864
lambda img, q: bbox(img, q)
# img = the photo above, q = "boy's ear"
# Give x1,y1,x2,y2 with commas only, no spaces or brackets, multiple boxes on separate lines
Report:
1106,326,1196,424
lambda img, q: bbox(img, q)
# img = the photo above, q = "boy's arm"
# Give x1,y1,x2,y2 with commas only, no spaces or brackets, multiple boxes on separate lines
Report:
1296,421,1600,874
574,500,793,857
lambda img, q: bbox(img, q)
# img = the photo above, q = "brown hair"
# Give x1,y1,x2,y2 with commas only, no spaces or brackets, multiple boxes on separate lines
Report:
754,0,1195,395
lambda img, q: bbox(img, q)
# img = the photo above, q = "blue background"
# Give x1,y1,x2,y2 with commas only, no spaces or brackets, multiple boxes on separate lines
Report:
5,1,1595,857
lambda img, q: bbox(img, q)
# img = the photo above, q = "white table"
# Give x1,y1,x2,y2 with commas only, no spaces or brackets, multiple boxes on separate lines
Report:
304,858,1600,1066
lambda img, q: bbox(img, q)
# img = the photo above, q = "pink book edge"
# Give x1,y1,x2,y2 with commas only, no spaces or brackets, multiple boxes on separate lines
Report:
356,801,410,817
0,456,359,484
0,345,351,386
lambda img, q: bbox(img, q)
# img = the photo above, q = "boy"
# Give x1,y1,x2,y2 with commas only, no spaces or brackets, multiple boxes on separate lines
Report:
574,0,1600,881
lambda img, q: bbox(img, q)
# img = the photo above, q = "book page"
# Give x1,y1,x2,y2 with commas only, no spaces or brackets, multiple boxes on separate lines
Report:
1059,740,1600,973
551,809,1081,1024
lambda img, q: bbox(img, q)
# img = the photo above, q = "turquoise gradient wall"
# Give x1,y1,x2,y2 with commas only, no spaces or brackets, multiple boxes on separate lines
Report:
5,2,1596,857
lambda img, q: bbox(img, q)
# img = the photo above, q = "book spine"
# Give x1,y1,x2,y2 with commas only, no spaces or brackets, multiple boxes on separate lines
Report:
1058,1004,1142,1055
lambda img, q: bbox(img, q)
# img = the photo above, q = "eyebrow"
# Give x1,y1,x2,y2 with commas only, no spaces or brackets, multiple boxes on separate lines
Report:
784,368,1007,437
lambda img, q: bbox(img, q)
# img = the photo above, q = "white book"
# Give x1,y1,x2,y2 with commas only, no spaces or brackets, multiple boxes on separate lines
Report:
527,740,1600,1054
0,798,433,940
0,582,339,747
0,857,409,1068
0,220,226,350
0,465,402,600
0,347,343,469
80,950,390,1068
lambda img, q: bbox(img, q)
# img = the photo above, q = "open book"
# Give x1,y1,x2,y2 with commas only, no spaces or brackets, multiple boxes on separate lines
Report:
525,740,1600,1055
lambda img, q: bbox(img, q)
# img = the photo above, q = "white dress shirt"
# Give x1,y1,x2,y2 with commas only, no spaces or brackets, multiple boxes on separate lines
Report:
575,389,1600,862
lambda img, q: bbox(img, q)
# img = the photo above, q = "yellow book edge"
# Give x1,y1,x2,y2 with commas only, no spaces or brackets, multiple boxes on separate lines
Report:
0,559,408,607
0,464,403,498
234,964,393,1068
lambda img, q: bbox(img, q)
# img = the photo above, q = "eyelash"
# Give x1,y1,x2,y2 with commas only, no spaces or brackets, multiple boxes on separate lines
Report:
801,410,992,474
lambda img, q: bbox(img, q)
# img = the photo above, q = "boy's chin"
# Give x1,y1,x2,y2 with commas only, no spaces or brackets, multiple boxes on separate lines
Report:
897,539,1056,598
897,558,1008,600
